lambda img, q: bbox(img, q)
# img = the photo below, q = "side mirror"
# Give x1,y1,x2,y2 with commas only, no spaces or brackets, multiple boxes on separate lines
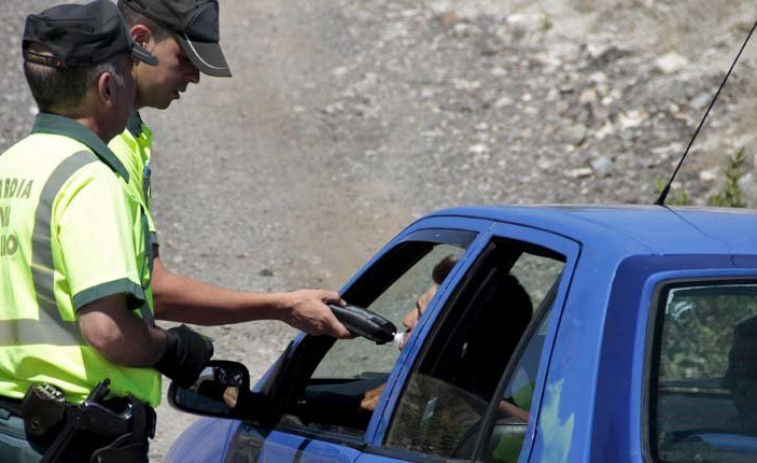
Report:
168,360,259,420
169,341,310,426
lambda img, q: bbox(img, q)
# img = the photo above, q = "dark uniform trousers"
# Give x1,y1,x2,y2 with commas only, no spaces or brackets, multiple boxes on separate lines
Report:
0,402,43,462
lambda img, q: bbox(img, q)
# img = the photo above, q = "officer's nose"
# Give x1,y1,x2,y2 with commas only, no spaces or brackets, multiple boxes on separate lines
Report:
187,67,200,85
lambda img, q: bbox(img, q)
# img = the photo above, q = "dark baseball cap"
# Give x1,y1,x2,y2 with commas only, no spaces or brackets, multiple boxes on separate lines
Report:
23,0,158,70
122,0,231,77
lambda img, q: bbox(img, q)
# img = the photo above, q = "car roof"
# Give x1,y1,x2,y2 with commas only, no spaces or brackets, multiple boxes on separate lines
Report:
428,205,757,255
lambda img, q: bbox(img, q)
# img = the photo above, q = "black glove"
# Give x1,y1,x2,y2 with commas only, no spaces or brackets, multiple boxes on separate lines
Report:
154,324,214,388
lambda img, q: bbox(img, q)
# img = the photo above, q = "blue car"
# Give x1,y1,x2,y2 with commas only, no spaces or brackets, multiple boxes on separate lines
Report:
166,205,757,463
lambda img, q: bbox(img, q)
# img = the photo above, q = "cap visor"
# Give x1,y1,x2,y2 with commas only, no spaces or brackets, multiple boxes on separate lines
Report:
177,34,232,77
131,43,158,66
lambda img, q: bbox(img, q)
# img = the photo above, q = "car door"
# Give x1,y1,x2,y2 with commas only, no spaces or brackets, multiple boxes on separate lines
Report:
354,223,580,463
223,216,493,463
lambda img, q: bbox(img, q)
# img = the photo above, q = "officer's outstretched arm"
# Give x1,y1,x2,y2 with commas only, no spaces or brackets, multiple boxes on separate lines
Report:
151,247,350,339
79,294,167,367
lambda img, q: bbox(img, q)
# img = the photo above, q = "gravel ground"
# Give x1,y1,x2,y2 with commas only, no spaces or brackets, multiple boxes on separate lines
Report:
4,0,757,460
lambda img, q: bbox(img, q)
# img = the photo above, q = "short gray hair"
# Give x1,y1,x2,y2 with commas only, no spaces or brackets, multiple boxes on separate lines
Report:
24,49,128,114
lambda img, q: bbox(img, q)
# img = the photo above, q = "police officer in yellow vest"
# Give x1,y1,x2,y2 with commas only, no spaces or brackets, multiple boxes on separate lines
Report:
0,1,213,461
110,0,352,338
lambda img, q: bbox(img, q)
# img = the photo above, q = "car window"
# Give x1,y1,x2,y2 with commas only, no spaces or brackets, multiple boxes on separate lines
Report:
650,281,757,463
384,238,565,460
280,232,475,438
313,243,465,379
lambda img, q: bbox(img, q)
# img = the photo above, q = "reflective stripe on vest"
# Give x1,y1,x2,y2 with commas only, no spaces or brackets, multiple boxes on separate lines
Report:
0,151,155,345
0,151,93,346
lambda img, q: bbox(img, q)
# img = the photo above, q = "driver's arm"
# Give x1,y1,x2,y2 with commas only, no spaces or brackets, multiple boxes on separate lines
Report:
360,383,386,411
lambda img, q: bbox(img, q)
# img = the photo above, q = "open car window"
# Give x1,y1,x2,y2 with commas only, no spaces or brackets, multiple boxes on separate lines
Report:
279,230,476,438
313,243,465,380
650,281,757,463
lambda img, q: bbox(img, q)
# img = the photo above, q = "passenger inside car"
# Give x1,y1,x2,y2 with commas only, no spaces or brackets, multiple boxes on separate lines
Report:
361,253,535,425
452,271,532,400
723,316,757,436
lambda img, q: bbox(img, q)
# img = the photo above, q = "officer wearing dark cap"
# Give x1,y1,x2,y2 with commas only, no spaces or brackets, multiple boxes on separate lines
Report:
22,1,158,70
0,1,214,461
110,0,350,377
122,0,231,77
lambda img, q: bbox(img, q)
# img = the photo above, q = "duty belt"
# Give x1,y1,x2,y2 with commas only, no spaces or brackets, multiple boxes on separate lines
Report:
21,379,155,463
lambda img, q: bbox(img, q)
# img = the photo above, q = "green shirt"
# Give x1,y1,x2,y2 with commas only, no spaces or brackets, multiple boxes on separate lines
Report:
0,113,160,406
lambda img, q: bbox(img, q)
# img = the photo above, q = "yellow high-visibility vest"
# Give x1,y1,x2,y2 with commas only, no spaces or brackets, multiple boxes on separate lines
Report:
0,113,160,407
109,110,158,246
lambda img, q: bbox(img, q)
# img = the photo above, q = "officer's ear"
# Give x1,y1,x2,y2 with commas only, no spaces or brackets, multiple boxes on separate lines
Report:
95,70,117,105
130,24,155,52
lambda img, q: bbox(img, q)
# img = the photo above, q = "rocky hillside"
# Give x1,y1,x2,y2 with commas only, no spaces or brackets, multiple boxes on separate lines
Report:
313,0,757,211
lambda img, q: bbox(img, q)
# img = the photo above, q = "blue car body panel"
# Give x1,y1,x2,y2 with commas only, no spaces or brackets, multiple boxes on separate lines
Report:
167,205,757,463
165,416,237,463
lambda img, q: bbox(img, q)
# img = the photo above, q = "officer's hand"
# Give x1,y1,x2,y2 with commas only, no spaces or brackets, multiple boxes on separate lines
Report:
154,324,214,388
280,290,351,339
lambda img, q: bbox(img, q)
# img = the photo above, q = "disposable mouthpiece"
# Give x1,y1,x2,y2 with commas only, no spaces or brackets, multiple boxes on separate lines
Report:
394,332,405,349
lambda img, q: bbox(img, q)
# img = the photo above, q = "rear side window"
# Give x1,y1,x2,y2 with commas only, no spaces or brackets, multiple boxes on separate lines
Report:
650,281,757,462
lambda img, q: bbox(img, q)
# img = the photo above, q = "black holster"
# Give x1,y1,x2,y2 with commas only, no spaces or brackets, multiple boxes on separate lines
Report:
89,395,156,463
21,383,67,448
22,380,155,463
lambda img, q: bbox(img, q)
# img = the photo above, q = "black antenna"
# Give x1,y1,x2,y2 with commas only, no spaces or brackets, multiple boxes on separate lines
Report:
655,18,757,206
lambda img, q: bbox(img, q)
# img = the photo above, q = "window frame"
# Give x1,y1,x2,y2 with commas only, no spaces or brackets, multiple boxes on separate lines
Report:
469,223,580,463
644,276,757,463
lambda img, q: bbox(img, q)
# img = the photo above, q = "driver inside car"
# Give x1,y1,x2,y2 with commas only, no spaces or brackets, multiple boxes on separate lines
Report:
360,255,459,411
